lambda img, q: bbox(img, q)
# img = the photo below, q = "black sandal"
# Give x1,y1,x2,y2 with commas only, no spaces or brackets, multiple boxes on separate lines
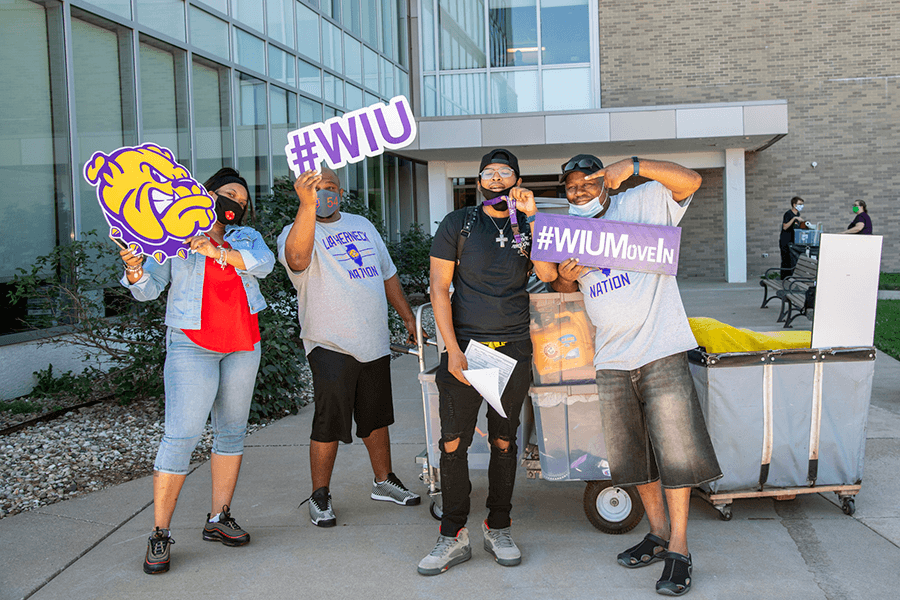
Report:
617,533,669,568
656,551,692,596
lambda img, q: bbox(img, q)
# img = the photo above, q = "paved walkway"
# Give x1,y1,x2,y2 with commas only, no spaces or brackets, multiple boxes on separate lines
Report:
2,280,898,600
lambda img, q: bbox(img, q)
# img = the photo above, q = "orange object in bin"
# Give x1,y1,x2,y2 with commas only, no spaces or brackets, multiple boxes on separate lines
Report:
529,292,597,385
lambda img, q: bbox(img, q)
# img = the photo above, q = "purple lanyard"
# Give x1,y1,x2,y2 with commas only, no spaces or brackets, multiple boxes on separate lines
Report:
483,196,527,254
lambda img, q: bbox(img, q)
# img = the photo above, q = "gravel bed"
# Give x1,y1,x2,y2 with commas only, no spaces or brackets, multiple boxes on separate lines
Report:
0,312,437,521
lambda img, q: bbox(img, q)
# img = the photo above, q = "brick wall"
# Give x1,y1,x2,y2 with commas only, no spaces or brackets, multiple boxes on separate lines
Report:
598,0,900,276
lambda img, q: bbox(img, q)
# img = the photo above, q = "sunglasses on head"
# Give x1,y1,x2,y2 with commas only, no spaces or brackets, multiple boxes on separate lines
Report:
561,157,603,175
479,167,516,180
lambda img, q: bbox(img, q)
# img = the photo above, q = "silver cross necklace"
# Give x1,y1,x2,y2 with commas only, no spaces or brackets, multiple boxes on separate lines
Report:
489,216,510,248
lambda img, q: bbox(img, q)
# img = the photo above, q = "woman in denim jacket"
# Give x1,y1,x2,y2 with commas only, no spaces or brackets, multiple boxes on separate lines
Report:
120,168,275,575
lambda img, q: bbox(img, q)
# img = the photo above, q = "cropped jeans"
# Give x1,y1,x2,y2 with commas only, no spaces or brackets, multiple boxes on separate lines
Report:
154,328,261,475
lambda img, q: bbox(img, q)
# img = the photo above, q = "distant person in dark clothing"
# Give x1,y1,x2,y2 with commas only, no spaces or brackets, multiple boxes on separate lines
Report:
844,200,873,234
780,196,807,279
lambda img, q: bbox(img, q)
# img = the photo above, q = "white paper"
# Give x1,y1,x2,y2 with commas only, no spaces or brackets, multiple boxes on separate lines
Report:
811,234,883,348
462,341,519,419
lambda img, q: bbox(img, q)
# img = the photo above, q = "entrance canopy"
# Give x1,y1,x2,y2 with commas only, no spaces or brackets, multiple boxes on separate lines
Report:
397,100,788,283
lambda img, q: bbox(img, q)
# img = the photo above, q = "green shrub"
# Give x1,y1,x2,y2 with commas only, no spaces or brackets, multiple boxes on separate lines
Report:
875,299,900,361
879,273,900,291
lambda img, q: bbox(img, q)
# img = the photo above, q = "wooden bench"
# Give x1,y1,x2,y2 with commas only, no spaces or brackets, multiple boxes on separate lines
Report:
759,254,818,327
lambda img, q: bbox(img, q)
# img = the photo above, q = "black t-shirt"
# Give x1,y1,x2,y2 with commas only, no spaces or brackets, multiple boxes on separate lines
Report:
780,209,800,247
849,212,873,234
430,206,532,342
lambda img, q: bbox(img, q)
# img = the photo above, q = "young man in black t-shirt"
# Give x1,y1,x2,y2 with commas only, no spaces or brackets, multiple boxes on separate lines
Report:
418,149,556,575
780,196,806,279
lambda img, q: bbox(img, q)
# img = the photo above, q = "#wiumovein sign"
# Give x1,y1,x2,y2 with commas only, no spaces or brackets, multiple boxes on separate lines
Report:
284,95,416,175
531,213,681,276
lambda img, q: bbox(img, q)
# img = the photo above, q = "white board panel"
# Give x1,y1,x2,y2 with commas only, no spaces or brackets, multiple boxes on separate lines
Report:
811,234,883,348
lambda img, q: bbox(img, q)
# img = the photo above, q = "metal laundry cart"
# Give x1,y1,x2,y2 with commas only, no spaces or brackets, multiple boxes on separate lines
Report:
687,346,876,520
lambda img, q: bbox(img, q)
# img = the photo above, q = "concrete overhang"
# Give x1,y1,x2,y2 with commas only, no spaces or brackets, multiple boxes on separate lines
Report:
396,100,788,163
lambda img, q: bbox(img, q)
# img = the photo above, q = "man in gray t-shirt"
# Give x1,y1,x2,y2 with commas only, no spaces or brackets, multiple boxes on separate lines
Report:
278,168,421,528
548,155,721,597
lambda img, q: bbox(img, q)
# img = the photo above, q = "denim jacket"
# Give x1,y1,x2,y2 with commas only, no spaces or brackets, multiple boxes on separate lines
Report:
121,226,275,330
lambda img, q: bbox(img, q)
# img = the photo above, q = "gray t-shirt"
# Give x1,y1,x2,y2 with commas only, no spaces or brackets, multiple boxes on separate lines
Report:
577,181,698,371
277,212,397,363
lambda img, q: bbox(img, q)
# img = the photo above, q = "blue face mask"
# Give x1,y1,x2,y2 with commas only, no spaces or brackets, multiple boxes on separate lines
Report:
568,196,603,217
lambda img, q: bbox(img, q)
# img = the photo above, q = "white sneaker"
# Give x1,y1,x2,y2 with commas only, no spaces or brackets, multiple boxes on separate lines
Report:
417,528,472,576
482,520,521,566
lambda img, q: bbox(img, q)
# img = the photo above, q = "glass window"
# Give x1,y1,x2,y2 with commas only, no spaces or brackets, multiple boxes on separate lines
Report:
342,0,360,36
234,72,269,198
395,65,408,98
423,75,437,116
363,45,379,92
345,83,363,110
383,153,399,239
71,13,137,238
139,37,191,164
234,28,266,74
439,0,485,69
268,0,295,48
367,154,382,221
298,59,321,96
296,2,320,61
136,0,186,42
83,0,131,19
192,57,233,179
361,0,379,50
269,45,297,86
396,0,408,67
299,95,322,125
0,0,71,283
439,72,486,115
489,0,536,67
541,0,589,64
199,0,227,12
231,0,264,33
322,20,342,74
365,91,379,107
380,56,393,97
323,72,343,106
320,0,338,21
190,7,229,59
344,34,362,84
270,87,298,179
381,0,395,60
542,67,589,110
421,0,435,71
492,69,539,114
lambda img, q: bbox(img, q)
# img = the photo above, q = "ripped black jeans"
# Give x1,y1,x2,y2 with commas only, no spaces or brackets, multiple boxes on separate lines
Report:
435,338,533,537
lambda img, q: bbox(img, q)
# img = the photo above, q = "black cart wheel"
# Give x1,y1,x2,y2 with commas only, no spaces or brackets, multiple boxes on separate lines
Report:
841,497,855,516
717,505,733,521
583,481,644,534
429,500,443,520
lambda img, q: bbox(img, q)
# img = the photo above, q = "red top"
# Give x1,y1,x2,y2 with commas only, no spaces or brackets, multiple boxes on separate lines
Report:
182,239,260,352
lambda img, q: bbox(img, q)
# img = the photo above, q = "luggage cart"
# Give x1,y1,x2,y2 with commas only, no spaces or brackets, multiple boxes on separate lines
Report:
687,346,876,520
396,303,644,533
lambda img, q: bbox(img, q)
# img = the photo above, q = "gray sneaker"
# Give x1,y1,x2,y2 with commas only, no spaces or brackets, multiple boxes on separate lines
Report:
482,520,521,566
299,486,336,527
417,528,472,576
371,472,421,506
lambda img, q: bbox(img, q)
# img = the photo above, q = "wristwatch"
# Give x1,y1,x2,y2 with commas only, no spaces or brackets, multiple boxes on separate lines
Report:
632,156,640,177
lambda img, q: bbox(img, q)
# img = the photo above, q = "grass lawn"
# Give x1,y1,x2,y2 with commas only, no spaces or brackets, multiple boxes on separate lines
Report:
875,299,900,361
880,272,900,290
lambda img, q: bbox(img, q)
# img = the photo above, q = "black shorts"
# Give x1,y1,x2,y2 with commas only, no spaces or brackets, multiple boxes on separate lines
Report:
307,347,395,444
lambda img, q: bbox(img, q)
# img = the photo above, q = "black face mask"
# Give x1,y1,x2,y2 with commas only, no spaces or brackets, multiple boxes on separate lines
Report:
214,194,246,225
480,185,514,211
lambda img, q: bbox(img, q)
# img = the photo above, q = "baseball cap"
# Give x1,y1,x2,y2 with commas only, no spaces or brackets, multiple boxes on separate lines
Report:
479,148,520,178
560,154,604,183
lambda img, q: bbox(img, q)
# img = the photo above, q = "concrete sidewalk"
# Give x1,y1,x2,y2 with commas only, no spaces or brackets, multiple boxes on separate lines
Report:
2,280,898,600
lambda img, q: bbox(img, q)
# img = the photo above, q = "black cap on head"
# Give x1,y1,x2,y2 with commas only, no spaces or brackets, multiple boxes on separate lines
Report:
479,148,520,178
560,153,604,183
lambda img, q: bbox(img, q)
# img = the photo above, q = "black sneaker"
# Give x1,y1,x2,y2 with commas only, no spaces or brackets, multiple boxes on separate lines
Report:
143,527,173,574
299,486,337,527
202,505,250,547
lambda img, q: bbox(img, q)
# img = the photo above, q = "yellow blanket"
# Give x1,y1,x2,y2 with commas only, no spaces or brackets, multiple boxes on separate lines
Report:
688,317,811,353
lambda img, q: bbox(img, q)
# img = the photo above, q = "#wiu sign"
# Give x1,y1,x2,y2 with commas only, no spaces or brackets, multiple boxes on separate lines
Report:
284,96,417,176
531,213,681,276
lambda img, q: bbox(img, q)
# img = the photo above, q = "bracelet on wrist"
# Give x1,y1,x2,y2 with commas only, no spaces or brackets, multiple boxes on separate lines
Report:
525,214,537,224
216,247,228,270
